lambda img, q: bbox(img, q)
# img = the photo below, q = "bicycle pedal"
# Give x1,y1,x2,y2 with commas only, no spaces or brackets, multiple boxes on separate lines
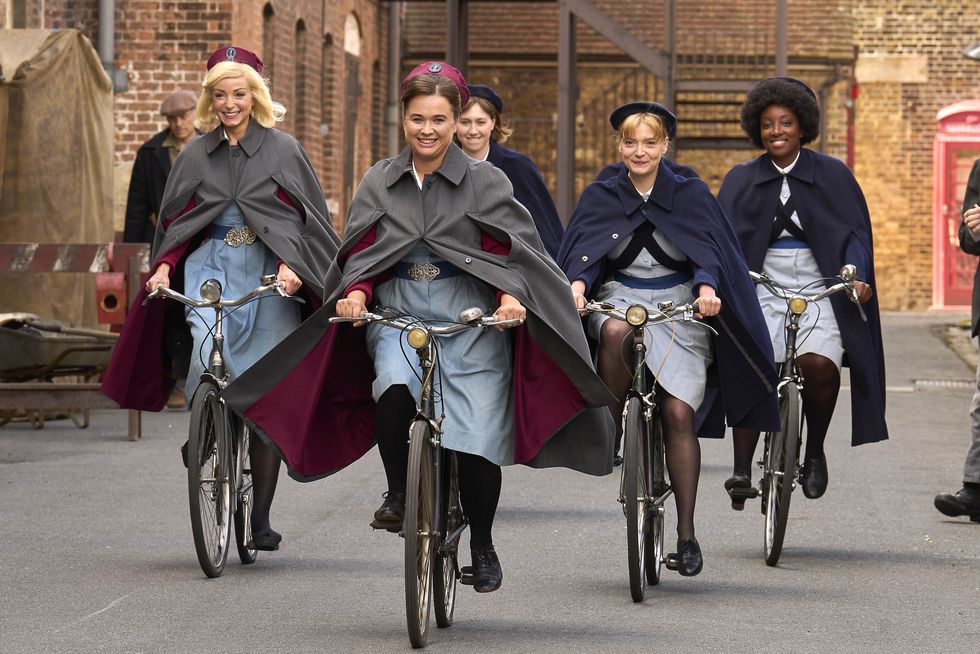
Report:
664,554,680,571
729,487,760,500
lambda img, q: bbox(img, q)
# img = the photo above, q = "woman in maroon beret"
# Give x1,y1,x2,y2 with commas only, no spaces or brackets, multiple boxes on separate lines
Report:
103,46,339,552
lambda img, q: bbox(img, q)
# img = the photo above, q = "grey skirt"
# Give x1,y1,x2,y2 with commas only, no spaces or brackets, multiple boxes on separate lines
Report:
758,246,844,369
588,278,712,411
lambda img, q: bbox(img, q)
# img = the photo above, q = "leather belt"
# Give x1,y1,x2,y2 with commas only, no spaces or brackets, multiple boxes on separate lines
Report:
207,224,257,247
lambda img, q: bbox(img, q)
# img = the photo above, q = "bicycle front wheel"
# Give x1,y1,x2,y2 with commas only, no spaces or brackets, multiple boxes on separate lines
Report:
763,381,801,566
434,451,462,628
404,420,435,648
233,422,257,565
187,381,232,578
623,396,650,602
645,413,665,586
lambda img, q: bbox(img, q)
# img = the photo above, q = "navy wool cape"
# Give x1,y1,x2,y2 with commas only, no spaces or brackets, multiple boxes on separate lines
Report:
487,140,564,259
717,148,888,446
559,162,780,436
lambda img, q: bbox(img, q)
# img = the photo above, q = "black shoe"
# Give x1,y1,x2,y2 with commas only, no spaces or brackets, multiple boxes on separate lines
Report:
800,456,829,499
724,473,759,511
180,440,189,469
460,546,503,593
250,527,282,551
934,485,980,522
676,538,703,577
370,491,405,532
613,455,623,467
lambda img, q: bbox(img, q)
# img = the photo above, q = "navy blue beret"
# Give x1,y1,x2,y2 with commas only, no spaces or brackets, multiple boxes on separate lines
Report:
609,101,677,139
467,84,504,113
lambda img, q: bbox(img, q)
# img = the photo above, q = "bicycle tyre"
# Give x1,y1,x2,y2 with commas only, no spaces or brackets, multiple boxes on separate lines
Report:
404,420,435,648
645,413,665,586
623,396,649,602
434,451,462,628
763,381,801,566
187,381,232,578
233,422,257,565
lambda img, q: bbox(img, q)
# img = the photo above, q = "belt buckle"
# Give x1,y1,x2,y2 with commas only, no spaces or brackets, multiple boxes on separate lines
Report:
224,225,257,248
407,261,440,282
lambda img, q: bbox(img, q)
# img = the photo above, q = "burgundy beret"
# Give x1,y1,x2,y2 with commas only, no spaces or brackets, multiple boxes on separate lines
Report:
206,46,264,74
400,61,470,108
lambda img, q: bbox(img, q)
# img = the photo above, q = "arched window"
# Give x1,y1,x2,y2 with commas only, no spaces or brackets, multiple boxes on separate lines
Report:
321,33,335,166
295,19,308,142
341,13,363,217
262,3,276,89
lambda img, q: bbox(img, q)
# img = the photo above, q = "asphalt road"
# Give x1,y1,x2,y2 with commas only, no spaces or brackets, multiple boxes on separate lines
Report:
2,312,978,653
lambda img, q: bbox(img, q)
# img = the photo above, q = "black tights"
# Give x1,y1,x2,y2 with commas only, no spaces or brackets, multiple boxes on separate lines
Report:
249,430,281,534
732,353,841,474
375,385,502,550
597,320,701,541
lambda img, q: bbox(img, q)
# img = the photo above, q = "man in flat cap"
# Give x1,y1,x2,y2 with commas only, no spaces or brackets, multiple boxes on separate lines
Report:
123,89,200,407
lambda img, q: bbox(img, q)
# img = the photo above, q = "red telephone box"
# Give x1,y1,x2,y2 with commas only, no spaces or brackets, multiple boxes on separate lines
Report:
933,100,980,308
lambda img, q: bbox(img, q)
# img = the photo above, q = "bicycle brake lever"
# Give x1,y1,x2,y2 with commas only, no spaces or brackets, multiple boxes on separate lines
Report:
849,288,868,322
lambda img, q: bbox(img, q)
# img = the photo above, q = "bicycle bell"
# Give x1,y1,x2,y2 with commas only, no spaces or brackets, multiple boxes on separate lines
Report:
200,278,222,303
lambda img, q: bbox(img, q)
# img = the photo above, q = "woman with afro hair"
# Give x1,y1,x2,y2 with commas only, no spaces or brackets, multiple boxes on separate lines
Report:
717,77,888,508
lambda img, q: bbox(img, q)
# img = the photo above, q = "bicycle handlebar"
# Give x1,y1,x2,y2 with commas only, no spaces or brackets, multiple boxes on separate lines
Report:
749,264,867,322
143,278,301,309
327,308,524,333
583,300,719,336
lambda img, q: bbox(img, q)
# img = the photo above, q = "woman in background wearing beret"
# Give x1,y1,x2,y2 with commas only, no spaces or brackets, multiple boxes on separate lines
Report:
103,46,339,552
718,77,887,507
560,102,779,577
455,84,564,259
222,62,614,593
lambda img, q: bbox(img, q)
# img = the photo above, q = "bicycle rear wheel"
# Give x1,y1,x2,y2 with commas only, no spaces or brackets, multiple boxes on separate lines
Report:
233,422,257,565
623,396,650,602
645,412,665,586
187,381,232,578
404,420,435,648
763,381,801,566
434,451,462,628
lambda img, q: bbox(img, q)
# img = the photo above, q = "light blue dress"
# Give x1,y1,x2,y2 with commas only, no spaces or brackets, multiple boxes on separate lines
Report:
758,169,844,369
366,242,515,465
182,202,301,398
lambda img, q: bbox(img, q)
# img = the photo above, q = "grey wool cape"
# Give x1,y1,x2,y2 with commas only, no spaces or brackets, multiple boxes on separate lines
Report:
222,144,617,481
102,122,340,411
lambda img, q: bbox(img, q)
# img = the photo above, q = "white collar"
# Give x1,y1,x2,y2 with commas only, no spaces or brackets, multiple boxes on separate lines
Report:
771,150,801,175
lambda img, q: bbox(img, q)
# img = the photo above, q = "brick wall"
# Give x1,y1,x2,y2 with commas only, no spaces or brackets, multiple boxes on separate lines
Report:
30,0,387,235
853,1,980,309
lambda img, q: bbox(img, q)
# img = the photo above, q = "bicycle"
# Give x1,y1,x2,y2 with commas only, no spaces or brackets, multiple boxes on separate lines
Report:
145,274,301,578
585,299,716,602
329,306,522,649
744,264,865,566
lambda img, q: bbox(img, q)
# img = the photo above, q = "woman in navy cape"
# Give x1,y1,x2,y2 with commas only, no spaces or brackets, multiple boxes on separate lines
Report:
559,102,779,577
455,84,564,259
717,77,887,507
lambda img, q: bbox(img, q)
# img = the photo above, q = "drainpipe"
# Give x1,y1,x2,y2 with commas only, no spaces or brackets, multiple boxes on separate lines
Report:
98,0,126,91
817,63,843,154
386,1,403,157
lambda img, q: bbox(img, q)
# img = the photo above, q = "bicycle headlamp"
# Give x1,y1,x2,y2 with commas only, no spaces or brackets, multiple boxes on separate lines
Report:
407,327,430,350
200,279,222,303
625,304,649,327
788,296,808,315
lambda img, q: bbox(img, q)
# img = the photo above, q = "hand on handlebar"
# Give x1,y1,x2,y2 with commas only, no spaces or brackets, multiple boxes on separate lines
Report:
853,280,873,304
336,290,368,327
276,262,303,296
694,286,721,318
145,263,171,293
493,294,526,331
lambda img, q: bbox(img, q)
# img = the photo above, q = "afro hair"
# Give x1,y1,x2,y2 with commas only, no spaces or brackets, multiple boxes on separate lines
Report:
740,77,820,150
